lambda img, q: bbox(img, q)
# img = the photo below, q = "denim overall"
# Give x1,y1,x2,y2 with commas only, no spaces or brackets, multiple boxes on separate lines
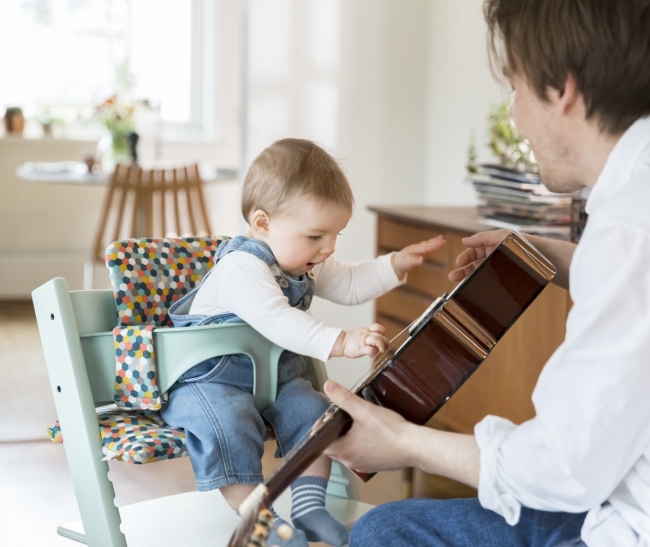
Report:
160,236,330,491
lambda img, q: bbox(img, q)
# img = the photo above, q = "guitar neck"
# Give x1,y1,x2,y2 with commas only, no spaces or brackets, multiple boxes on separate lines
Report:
265,405,352,501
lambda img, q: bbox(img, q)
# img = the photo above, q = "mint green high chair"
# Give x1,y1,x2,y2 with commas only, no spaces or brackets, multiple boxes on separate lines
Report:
32,237,373,547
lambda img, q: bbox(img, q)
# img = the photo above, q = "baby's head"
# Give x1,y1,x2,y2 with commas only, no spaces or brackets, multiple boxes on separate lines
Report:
242,138,354,276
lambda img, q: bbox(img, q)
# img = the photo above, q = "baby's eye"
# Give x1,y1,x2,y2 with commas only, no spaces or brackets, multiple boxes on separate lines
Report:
308,235,322,240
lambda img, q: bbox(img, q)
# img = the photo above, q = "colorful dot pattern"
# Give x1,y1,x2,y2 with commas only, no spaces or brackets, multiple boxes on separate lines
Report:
106,237,225,327
47,410,187,464
113,325,161,410
87,236,228,463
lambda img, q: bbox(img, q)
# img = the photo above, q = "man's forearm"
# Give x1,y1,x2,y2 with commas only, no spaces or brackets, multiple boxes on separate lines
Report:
525,234,576,291
403,423,481,489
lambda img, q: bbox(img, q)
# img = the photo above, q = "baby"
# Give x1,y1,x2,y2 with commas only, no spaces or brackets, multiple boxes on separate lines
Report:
161,138,445,547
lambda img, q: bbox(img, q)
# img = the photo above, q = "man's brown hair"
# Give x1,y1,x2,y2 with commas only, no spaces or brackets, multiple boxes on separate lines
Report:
484,0,650,134
241,138,354,222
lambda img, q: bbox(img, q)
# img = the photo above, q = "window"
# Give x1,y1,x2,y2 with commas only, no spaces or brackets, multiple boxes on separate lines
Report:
0,0,210,138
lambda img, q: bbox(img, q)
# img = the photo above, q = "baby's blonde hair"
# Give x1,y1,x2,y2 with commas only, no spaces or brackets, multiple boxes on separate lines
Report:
241,138,354,222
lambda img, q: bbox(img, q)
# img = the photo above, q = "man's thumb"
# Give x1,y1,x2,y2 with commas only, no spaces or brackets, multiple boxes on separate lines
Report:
324,380,355,409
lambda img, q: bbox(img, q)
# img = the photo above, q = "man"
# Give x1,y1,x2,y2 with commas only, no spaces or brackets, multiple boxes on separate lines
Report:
323,1,650,545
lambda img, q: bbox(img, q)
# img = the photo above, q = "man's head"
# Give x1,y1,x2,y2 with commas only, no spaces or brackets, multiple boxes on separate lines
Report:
484,0,650,190
485,0,650,135
242,138,354,276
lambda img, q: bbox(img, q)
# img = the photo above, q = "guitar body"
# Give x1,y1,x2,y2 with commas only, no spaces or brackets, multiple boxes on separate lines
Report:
360,231,554,427
229,231,556,546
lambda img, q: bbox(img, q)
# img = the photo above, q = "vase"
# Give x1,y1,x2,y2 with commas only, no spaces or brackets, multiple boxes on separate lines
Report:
98,133,131,172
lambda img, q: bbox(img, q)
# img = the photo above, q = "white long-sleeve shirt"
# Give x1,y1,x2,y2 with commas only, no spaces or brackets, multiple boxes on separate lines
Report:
476,116,650,546
188,252,401,362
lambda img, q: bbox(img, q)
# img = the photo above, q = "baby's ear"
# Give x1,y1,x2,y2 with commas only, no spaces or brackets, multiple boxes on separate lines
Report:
250,209,271,235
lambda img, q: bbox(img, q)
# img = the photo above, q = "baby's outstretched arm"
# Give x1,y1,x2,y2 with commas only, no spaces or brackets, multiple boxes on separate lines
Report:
391,235,446,280
329,323,388,358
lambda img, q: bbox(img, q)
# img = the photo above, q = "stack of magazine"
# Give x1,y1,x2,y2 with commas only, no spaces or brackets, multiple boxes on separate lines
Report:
471,164,578,240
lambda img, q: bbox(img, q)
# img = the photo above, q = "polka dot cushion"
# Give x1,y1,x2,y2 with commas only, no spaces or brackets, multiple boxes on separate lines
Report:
106,236,225,327
114,325,161,410
47,409,187,464
106,236,228,412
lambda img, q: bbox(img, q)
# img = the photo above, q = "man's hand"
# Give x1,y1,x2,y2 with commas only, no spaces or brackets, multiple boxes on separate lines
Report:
329,324,389,359
323,380,481,487
323,380,414,473
391,236,446,280
447,229,510,283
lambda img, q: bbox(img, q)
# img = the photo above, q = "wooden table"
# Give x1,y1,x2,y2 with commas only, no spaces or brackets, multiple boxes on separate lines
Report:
15,161,237,185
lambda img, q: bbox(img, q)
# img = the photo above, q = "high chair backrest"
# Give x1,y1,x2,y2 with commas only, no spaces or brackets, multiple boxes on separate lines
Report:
106,236,222,327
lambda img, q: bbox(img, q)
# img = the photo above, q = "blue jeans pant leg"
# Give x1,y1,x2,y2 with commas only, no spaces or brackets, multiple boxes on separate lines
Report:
161,377,266,491
350,498,587,547
262,375,330,458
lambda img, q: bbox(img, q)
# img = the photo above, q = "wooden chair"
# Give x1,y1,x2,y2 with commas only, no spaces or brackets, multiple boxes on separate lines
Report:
33,278,373,546
85,163,212,289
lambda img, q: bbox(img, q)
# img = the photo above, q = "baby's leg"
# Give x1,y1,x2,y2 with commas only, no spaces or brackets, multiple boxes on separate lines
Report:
264,377,349,546
291,455,348,546
161,371,308,547
221,484,257,511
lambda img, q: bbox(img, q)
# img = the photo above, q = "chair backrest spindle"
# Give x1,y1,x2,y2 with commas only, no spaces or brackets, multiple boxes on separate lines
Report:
91,163,213,265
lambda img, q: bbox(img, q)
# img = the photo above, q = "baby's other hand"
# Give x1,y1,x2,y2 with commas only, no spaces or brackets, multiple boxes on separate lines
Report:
331,324,388,359
391,236,446,280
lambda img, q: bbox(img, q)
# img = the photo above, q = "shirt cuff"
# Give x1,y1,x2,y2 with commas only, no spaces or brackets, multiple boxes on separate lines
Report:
475,415,522,525
376,252,405,290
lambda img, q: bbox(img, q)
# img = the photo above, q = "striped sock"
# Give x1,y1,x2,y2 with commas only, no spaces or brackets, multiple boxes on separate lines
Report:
290,476,349,546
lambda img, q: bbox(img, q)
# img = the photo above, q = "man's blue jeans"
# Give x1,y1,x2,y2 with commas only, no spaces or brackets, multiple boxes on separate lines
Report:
350,498,588,547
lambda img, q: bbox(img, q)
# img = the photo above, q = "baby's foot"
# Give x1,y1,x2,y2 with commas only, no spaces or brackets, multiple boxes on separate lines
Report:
269,511,309,547
292,507,349,546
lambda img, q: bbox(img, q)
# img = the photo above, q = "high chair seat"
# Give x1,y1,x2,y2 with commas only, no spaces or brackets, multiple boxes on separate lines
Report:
48,408,187,464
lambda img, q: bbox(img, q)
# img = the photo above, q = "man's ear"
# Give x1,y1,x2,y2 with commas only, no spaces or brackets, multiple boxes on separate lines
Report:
557,73,580,115
250,209,271,236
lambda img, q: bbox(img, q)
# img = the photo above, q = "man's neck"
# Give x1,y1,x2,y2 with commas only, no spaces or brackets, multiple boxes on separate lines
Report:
578,123,626,189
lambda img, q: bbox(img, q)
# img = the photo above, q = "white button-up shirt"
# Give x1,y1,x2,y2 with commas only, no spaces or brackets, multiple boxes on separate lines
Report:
476,116,650,547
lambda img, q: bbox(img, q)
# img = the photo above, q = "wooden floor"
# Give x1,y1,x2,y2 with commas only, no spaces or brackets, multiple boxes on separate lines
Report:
0,300,403,546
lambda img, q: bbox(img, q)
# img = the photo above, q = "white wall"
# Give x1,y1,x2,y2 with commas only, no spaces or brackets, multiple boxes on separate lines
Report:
320,0,430,386
1,0,501,387
424,0,506,204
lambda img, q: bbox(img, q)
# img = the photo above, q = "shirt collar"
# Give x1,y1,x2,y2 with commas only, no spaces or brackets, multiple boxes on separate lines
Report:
586,115,650,215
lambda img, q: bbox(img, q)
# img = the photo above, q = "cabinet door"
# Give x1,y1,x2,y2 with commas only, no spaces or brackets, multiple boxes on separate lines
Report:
375,217,451,340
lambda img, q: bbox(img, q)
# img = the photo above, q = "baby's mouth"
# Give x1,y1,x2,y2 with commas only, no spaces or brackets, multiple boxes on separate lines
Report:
306,262,315,269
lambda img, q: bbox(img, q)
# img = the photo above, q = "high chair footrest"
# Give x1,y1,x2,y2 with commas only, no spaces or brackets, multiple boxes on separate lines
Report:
58,489,374,546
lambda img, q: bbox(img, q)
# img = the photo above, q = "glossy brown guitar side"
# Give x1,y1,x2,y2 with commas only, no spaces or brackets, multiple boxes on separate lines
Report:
229,232,556,547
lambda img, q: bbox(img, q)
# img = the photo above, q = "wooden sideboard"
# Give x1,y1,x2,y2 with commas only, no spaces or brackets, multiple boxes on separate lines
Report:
369,205,572,499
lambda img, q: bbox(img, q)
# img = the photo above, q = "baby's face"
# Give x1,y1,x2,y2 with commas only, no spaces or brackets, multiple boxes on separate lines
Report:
265,198,351,276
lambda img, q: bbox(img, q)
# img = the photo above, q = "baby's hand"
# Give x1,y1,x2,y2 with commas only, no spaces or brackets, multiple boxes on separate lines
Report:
330,324,388,359
391,236,446,280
